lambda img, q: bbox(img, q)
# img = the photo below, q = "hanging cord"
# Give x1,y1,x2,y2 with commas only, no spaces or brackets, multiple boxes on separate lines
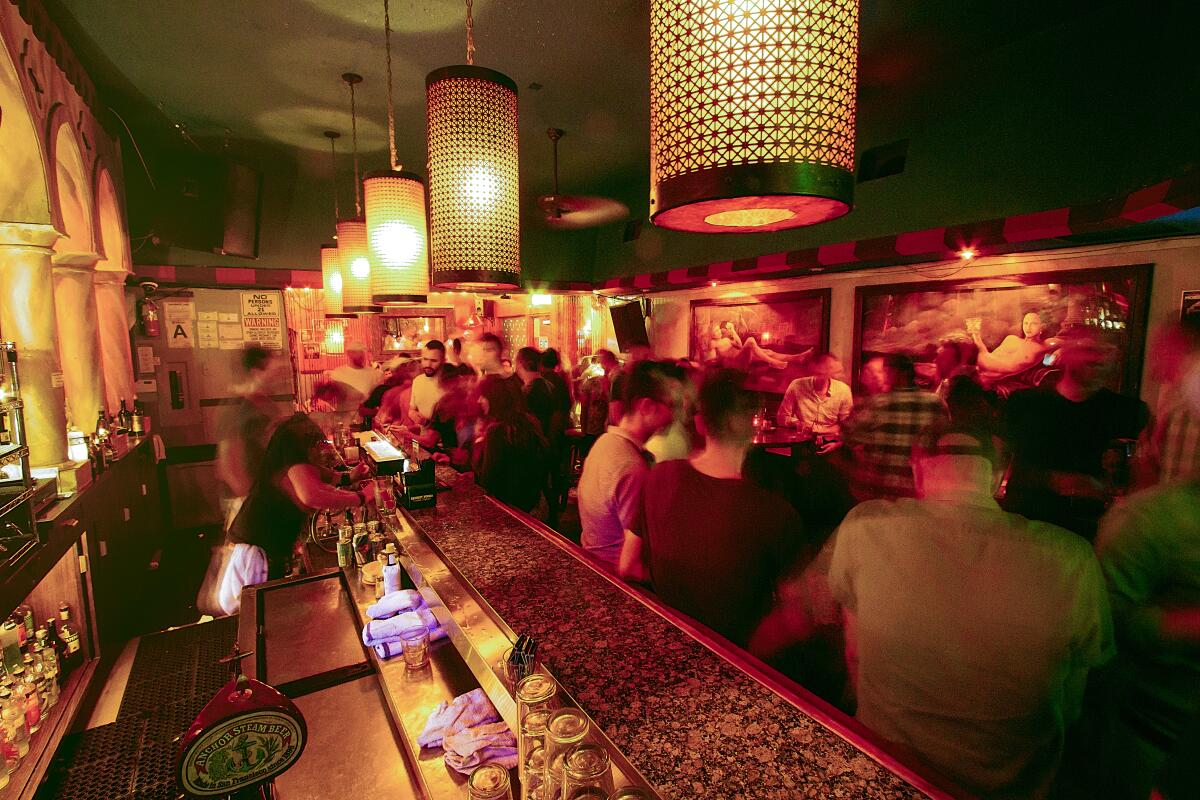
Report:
383,0,400,170
324,130,341,226
465,0,476,65
343,74,363,216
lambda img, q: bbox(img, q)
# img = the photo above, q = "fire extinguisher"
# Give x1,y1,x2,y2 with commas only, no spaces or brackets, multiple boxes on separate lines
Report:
139,292,161,338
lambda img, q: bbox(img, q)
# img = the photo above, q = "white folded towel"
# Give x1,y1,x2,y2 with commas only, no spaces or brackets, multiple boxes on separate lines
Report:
367,589,425,620
443,721,518,775
417,688,500,749
362,608,441,646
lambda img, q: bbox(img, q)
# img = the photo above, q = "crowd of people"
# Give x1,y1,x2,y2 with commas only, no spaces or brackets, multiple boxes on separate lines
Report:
209,317,1200,800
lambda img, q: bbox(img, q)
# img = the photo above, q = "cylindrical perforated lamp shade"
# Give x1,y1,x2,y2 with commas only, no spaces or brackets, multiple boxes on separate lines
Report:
648,0,858,233
365,170,430,304
322,318,347,355
335,218,380,313
320,243,346,316
426,65,520,290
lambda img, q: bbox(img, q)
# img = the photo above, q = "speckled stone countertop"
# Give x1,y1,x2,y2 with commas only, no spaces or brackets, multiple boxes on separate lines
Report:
408,470,934,800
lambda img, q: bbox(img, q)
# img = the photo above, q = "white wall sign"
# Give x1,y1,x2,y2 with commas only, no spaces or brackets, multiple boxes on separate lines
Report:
240,292,284,350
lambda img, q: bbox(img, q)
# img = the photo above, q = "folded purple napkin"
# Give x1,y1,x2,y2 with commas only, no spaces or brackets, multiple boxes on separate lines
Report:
417,688,501,749
442,721,518,775
367,589,425,620
362,608,441,646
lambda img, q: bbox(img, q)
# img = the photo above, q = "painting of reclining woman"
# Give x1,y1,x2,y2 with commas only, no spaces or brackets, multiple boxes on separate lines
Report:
691,290,830,394
854,265,1151,396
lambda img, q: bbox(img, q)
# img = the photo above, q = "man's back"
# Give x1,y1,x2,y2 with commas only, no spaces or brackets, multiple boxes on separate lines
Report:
633,460,803,646
578,428,650,567
829,498,1113,799
844,387,946,499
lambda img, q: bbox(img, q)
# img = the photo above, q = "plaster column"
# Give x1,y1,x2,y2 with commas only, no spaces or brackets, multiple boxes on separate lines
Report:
93,271,136,414
52,254,106,429
0,223,68,465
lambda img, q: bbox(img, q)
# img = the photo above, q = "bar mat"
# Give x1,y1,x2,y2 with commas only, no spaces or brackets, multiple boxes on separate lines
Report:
36,617,239,800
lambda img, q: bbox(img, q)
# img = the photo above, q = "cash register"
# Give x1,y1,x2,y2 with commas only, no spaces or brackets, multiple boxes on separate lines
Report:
358,431,437,510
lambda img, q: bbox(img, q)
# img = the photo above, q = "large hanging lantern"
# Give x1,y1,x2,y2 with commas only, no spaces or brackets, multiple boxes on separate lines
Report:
426,65,520,290
335,218,379,313
648,0,859,233
320,243,347,316
366,170,430,303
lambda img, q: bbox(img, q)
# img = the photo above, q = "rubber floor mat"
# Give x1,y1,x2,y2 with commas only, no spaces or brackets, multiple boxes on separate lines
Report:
36,616,239,800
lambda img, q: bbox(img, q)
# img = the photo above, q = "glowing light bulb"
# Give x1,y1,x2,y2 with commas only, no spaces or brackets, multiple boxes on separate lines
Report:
959,248,976,261
350,257,371,278
461,164,500,209
329,272,343,293
373,220,423,268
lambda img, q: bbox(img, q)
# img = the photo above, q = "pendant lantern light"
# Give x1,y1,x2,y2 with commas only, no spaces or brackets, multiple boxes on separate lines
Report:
338,73,381,314
648,0,859,233
367,0,431,305
427,0,520,290
320,131,355,319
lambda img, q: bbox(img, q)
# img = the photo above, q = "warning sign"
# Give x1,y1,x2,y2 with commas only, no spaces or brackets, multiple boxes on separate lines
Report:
165,301,195,349
240,292,283,350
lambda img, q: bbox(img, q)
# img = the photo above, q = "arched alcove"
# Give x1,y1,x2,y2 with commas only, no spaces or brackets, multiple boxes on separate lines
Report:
0,38,51,225
95,169,131,271
50,120,95,255
93,168,137,411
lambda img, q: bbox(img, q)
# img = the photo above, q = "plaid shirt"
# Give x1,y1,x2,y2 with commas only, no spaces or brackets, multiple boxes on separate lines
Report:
1154,392,1200,483
844,387,947,500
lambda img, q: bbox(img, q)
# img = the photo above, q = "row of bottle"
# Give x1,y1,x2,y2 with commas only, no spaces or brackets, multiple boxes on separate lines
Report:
0,630,66,787
95,399,145,439
0,604,82,687
0,406,12,447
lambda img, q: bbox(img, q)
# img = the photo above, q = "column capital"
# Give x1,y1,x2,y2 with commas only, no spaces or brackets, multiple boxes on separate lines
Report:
51,252,102,271
93,269,131,286
0,222,60,249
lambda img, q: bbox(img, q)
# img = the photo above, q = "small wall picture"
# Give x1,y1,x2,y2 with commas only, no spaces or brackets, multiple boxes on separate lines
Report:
691,289,830,394
853,264,1152,396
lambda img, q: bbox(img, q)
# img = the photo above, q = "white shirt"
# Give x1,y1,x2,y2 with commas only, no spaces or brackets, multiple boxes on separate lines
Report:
330,364,382,401
777,377,853,435
410,373,444,421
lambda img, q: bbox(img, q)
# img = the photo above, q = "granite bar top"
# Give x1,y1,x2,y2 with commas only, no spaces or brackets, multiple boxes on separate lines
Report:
408,470,933,800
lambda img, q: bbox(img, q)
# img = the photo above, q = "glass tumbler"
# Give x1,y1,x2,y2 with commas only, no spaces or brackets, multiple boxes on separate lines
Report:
468,763,513,800
515,674,558,726
519,708,552,789
522,742,547,800
399,627,429,670
544,709,589,797
610,789,653,800
562,743,614,799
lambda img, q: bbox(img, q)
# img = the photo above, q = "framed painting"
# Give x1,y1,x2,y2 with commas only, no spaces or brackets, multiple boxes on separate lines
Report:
852,264,1153,396
690,289,830,394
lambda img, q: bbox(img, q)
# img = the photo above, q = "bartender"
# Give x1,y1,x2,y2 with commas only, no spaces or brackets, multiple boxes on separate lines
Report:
776,353,854,453
228,400,377,581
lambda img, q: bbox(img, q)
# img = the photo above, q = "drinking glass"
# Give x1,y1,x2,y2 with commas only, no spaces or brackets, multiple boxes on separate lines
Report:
561,742,614,799
399,627,429,670
467,763,513,800
544,708,589,796
610,789,653,800
515,674,558,726
519,709,552,790
522,741,547,800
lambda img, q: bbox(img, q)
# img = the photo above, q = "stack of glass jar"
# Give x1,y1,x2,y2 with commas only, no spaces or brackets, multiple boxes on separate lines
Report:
0,603,81,789
509,673,654,800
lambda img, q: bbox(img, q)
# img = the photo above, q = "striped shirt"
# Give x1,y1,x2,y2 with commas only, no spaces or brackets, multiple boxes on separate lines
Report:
843,387,947,500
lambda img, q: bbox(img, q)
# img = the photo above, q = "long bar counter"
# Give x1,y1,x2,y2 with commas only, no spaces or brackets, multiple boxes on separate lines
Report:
398,467,952,799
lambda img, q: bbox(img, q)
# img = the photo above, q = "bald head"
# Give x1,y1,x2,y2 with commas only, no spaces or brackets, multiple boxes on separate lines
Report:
912,429,997,500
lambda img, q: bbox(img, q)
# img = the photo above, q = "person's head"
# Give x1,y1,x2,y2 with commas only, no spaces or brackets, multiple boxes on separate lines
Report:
1021,311,1047,341
541,348,562,372
882,353,917,390
627,343,653,365
311,380,349,413
515,346,541,383
619,360,679,438
944,374,996,429
1058,338,1115,396
1149,317,1200,384
450,337,464,361
241,345,282,390
696,368,758,447
912,424,999,499
276,413,327,465
475,332,504,373
596,349,618,374
421,340,446,378
860,355,890,395
500,357,513,377
807,352,844,383
477,374,520,422
345,342,369,368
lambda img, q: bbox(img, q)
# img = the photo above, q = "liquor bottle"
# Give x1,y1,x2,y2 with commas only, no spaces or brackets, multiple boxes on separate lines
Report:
17,656,39,734
57,605,82,675
7,666,36,735
0,686,29,759
42,621,64,680
17,608,33,644
94,408,108,438
131,400,145,434
117,399,130,431
0,413,10,447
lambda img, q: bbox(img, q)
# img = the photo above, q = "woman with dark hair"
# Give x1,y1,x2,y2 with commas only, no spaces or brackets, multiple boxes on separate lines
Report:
472,374,550,513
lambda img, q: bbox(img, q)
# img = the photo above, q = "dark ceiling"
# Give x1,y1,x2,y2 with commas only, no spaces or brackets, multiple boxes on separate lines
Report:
45,0,1200,281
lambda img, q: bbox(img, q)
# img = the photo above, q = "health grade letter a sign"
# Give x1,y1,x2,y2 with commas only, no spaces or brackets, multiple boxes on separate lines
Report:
240,292,284,350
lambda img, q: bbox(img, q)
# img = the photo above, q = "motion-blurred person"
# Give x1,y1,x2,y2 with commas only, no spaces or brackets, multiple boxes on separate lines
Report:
1089,472,1200,799
646,361,699,463
830,424,1113,800
777,353,854,450
409,340,447,429
541,348,575,515
473,332,506,377
858,355,891,397
366,359,418,430
621,368,804,648
472,374,550,514
578,349,620,451
516,346,555,437
217,346,286,529
1143,317,1200,485
1003,338,1149,539
415,364,477,470
932,338,979,400
578,361,678,568
447,337,465,368
609,343,654,424
843,354,947,500
329,342,382,403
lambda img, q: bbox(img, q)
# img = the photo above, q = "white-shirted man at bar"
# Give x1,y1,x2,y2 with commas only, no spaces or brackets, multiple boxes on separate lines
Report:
409,340,447,428
776,352,854,445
